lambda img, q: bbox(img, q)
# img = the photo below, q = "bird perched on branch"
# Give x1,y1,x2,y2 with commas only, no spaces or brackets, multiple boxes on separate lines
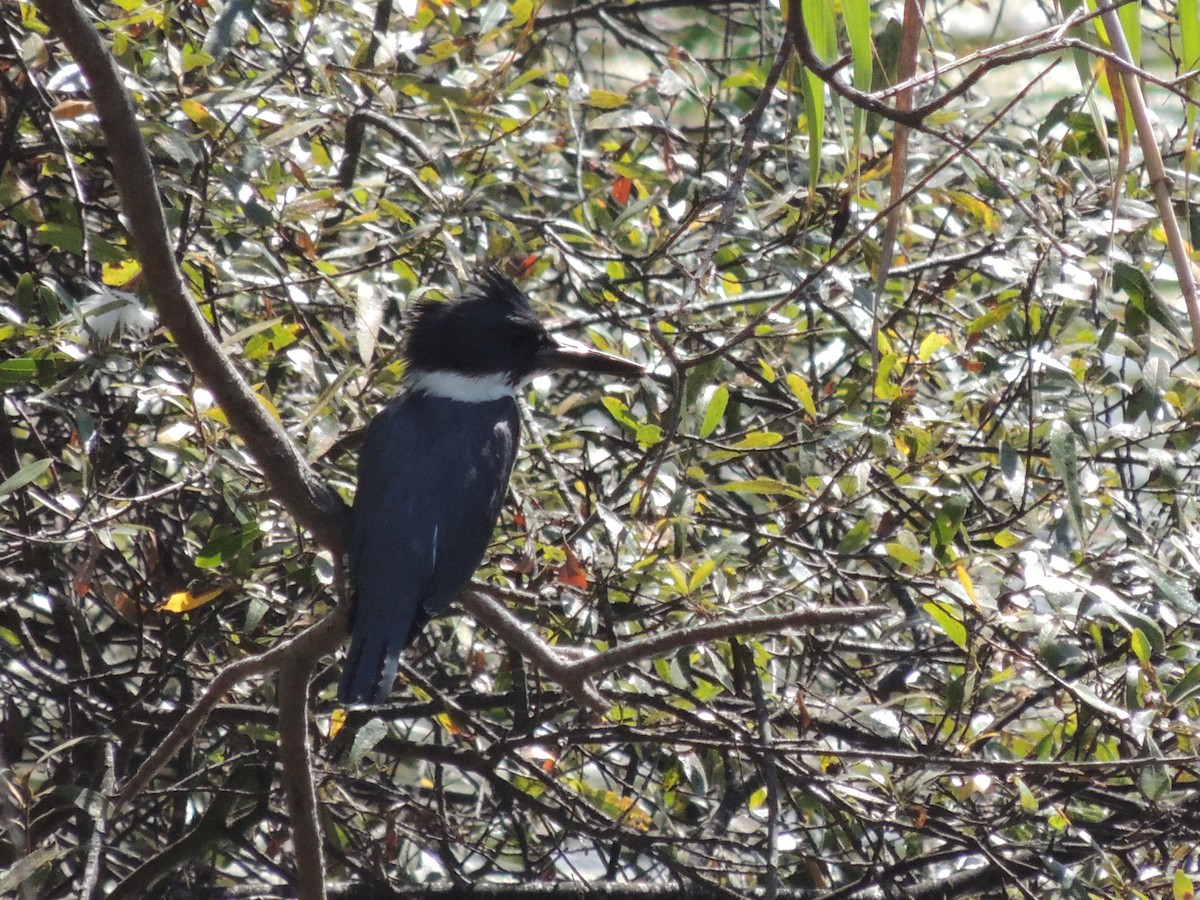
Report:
339,270,643,704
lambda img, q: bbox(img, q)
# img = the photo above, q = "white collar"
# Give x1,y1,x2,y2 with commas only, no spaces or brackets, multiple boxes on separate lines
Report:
409,369,516,403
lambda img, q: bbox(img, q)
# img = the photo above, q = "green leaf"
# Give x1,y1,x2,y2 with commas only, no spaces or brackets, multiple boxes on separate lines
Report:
1139,738,1171,802
687,560,717,594
885,541,922,569
0,359,38,384
923,601,967,650
602,396,638,431
1085,584,1166,655
196,523,262,569
968,301,1015,334
836,519,872,554
0,458,52,496
1115,261,1184,338
700,385,729,438
636,423,664,447
1014,776,1038,813
715,478,798,497
244,322,300,361
1167,662,1200,705
1049,422,1085,546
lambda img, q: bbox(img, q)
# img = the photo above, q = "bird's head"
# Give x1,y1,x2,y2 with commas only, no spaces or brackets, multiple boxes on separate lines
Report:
403,270,643,399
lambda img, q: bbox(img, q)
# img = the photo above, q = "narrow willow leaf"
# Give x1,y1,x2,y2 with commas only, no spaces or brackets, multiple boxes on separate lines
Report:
0,457,52,495
1167,662,1200,704
716,478,798,496
688,560,717,595
1048,422,1086,547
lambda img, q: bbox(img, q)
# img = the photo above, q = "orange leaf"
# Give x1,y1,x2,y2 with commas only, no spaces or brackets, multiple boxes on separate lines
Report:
557,545,588,588
51,100,95,120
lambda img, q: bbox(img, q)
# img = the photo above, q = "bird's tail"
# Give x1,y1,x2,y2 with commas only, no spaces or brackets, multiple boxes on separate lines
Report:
338,603,430,705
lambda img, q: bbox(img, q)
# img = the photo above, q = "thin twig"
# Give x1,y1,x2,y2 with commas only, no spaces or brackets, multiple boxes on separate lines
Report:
695,28,795,293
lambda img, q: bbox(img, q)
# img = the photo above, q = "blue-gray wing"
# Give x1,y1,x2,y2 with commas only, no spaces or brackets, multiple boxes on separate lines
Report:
338,392,520,704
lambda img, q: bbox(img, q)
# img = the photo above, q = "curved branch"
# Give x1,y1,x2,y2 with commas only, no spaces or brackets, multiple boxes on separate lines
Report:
568,603,890,679
32,0,350,550
115,605,348,808
467,585,889,702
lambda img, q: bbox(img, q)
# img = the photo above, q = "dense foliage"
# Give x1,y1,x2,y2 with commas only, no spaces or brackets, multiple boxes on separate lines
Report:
3,0,1200,897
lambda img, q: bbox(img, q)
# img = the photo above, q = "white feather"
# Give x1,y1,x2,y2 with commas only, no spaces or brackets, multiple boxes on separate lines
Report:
411,370,516,403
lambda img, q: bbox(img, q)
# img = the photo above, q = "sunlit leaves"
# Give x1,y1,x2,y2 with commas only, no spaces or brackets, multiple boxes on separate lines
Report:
8,0,1200,896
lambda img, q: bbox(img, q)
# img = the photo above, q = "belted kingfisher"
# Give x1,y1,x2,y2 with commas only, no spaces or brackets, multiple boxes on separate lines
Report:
338,270,643,704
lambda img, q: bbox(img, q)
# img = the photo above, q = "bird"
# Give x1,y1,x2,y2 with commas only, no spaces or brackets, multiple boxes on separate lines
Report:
338,270,644,704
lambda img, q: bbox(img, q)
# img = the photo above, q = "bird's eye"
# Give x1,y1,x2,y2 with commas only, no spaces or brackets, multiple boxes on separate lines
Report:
507,326,541,355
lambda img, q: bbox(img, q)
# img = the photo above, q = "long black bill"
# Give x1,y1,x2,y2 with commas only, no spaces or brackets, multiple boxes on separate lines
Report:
534,336,644,378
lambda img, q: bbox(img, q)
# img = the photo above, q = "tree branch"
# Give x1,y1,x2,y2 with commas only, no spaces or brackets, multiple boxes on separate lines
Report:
32,0,350,550
467,586,889,704
1097,5,1200,363
279,656,327,900
115,606,348,808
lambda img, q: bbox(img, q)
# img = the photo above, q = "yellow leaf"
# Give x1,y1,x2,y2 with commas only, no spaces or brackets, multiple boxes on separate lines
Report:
786,372,817,415
917,332,950,362
956,563,979,608
253,384,283,422
586,88,628,109
608,791,653,830
730,432,783,450
875,352,901,401
427,40,460,62
102,259,142,287
328,707,346,740
509,0,532,26
162,586,225,613
180,98,219,131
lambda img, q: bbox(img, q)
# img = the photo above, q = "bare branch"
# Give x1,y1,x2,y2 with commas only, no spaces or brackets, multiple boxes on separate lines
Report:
567,604,890,679
469,585,889,699
115,606,348,808
279,656,327,900
1098,5,1200,362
